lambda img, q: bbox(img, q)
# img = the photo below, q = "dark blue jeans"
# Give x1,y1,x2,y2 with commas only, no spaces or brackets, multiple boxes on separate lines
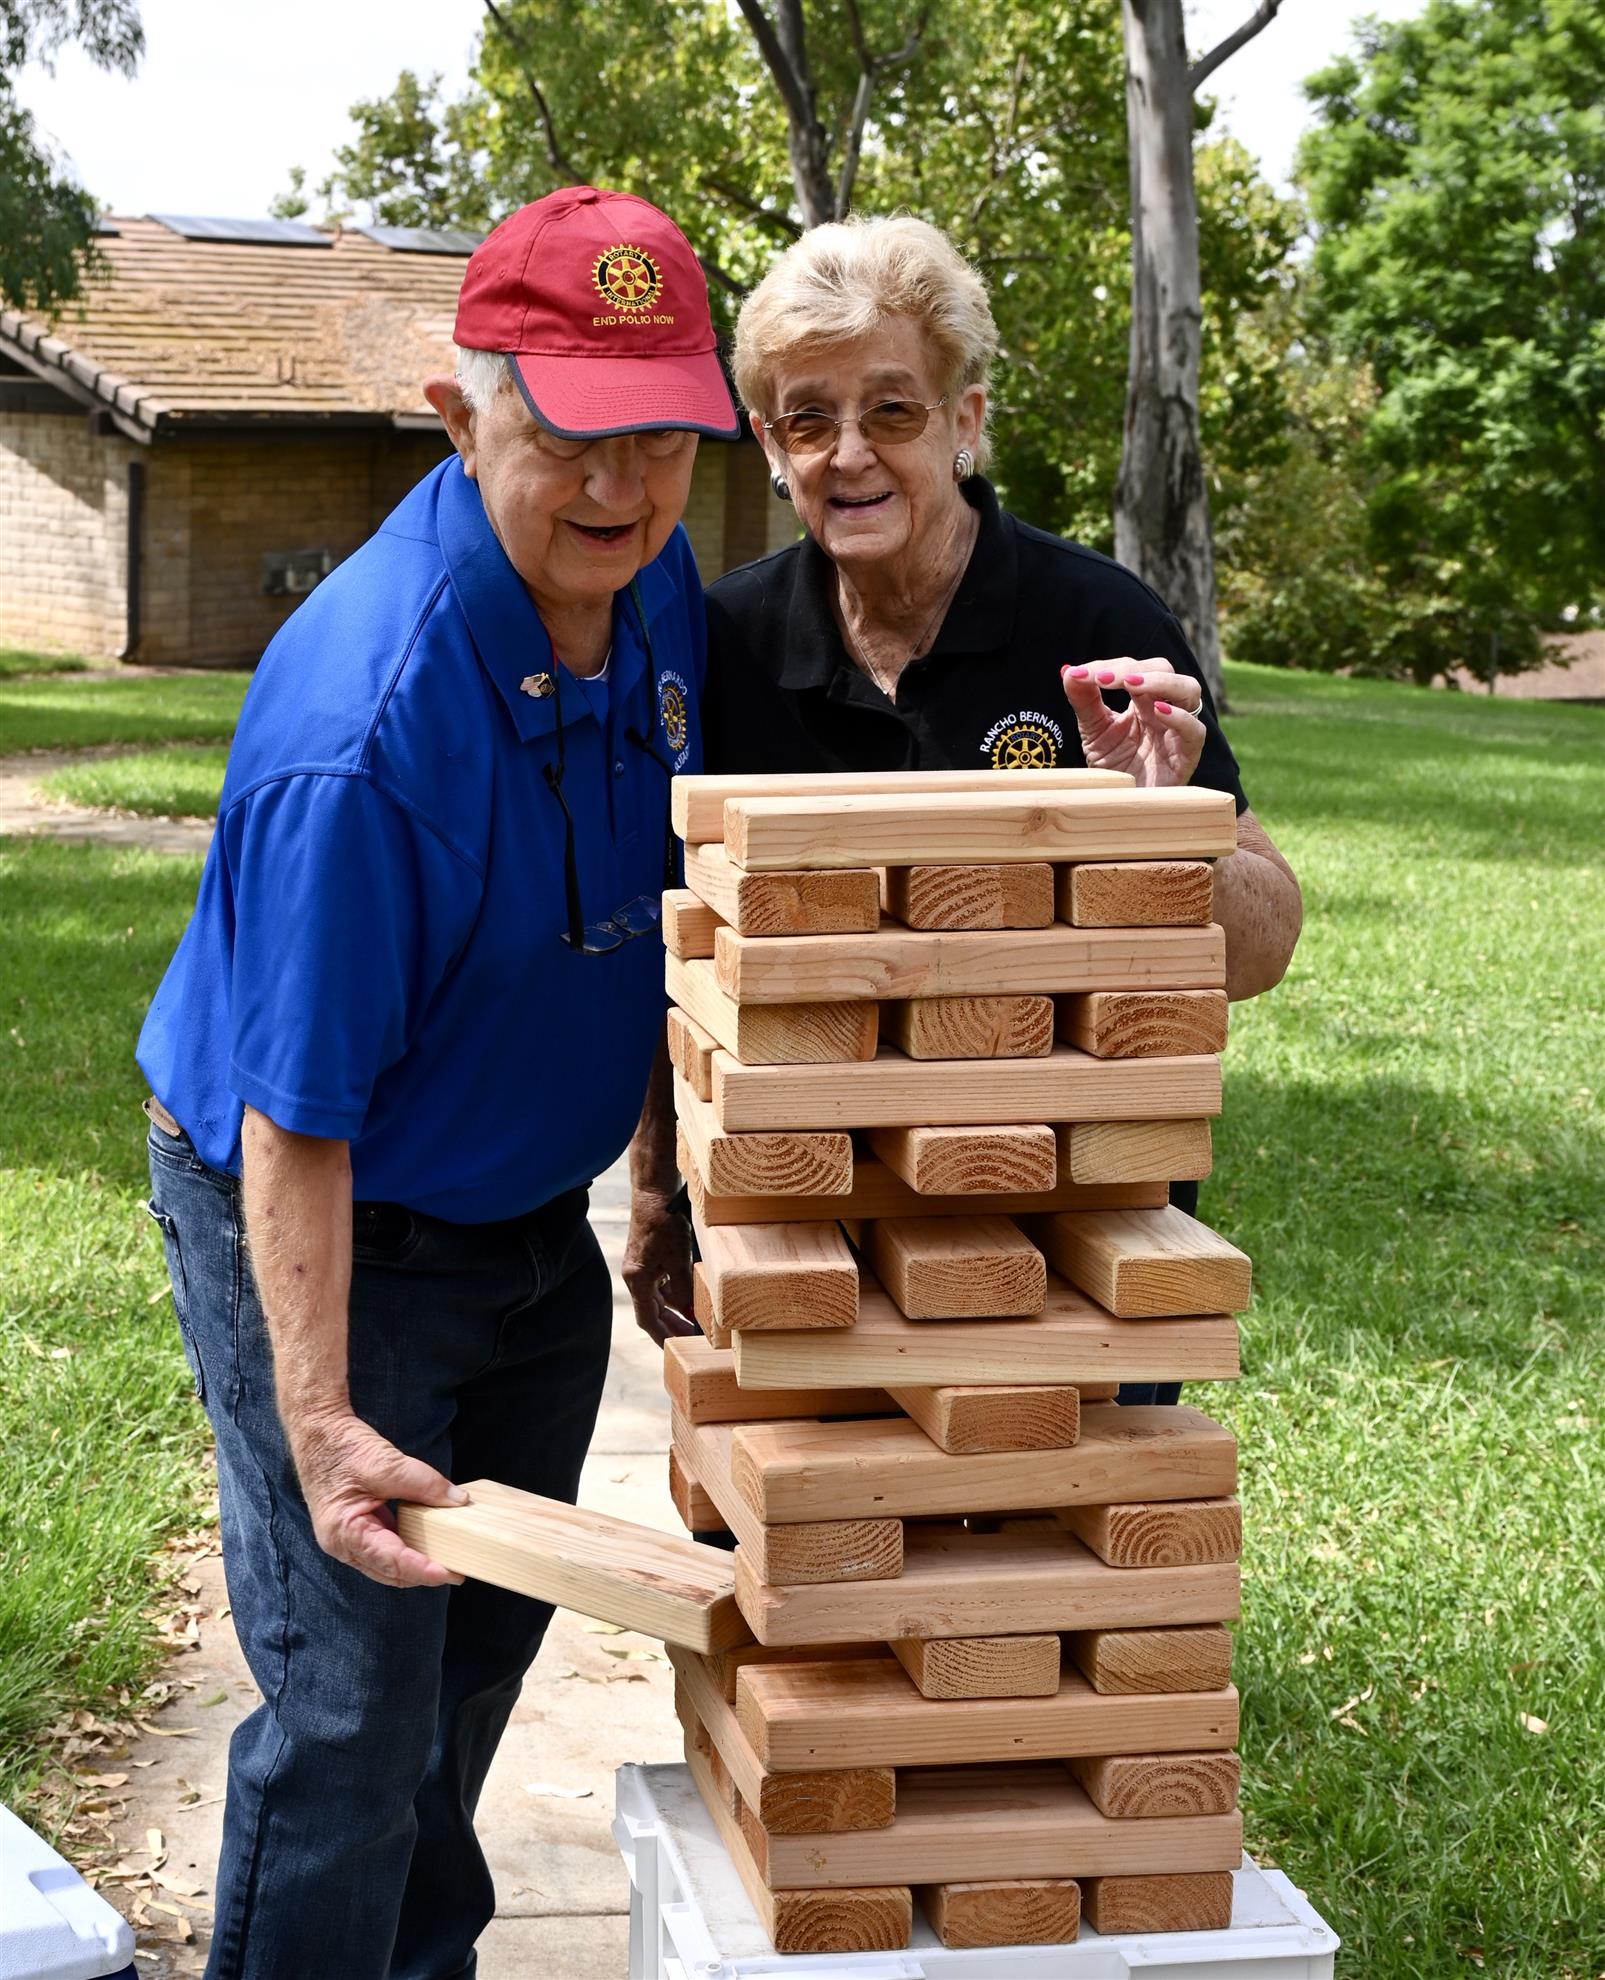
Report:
146,1123,613,1980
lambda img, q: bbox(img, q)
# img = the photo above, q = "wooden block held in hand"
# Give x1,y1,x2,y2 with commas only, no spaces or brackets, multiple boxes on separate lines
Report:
1065,1625,1234,1696
866,1215,1047,1319
1029,1205,1251,1317
867,1124,1058,1195
1080,1870,1234,1934
1059,860,1214,927
1061,1119,1213,1184
695,1215,859,1332
663,887,724,959
924,1879,1079,1949
685,839,880,936
676,1080,852,1198
669,954,878,1066
883,862,1055,930
892,1634,1060,1699
885,995,1054,1060
1057,989,1229,1059
1068,1751,1240,1819
1057,1499,1242,1569
889,1382,1080,1454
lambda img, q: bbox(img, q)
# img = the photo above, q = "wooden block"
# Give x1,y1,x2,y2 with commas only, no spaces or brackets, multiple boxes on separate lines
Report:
668,1446,724,1534
713,1640,887,1704
666,1005,717,1100
888,1382,1080,1454
689,1259,729,1351
695,1153,1165,1226
684,839,881,936
1028,1206,1252,1318
866,1125,1058,1196
681,1738,913,1952
693,1211,859,1333
883,862,1055,930
727,1406,1237,1525
738,1654,1239,1771
671,1647,895,1834
668,954,878,1066
1061,1119,1213,1184
923,1879,1079,1949
1058,860,1215,927
884,995,1054,1061
1080,1870,1234,1934
733,1275,1240,1390
675,1076,853,1197
866,1215,1047,1320
662,887,724,959
395,1479,750,1653
891,1634,1060,1699
723,786,1238,871
712,1046,1222,1132
1067,1751,1240,1818
1056,1499,1243,1569
664,1336,891,1425
672,768,1133,843
1057,989,1229,1059
738,1520,1239,1647
677,1415,904,1585
715,923,1225,1005
739,1762,1243,1888
1065,1625,1234,1696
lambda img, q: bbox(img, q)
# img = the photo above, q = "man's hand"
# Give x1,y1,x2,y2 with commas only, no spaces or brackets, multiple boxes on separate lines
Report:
1060,659,1207,788
623,1189,697,1348
285,1403,468,1589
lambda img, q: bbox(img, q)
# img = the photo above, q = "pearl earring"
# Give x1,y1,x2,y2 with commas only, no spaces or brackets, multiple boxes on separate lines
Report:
770,472,792,504
953,448,975,482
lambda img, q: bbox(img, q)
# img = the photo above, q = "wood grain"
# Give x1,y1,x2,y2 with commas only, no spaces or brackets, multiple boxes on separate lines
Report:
723,786,1238,871
1027,1205,1252,1317
884,994,1054,1060
1065,1625,1235,1696
1067,1750,1240,1819
666,1004,716,1100
662,887,723,959
1056,1498,1243,1569
672,768,1133,843
866,1215,1048,1319
890,1633,1060,1699
923,1879,1079,1949
694,1214,859,1333
684,839,880,936
692,1154,1166,1227
675,1080,852,1198
667,1445,724,1534
668,954,878,1066
714,923,1226,1005
887,1382,1080,1454
690,1259,728,1351
1079,1871,1234,1934
1057,989,1229,1059
1060,1118,1213,1185
663,1335,891,1425
1058,860,1214,927
883,862,1055,930
866,1124,1059,1195
713,1640,886,1705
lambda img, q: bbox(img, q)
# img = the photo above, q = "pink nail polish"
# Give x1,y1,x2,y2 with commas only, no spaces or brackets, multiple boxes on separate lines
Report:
1155,700,1172,715
1126,672,1145,686
1097,668,1116,685
1069,666,1089,680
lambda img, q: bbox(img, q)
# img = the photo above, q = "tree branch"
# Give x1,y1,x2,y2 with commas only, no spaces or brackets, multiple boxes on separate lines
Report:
1189,0,1284,95
700,174,803,240
482,0,584,181
836,1,931,214
734,0,814,133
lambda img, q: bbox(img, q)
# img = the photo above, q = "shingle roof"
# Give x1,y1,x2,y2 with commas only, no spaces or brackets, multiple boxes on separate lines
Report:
0,216,470,437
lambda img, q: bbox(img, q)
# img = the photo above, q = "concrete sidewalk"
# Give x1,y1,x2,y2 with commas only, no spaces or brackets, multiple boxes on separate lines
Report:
107,1154,683,1978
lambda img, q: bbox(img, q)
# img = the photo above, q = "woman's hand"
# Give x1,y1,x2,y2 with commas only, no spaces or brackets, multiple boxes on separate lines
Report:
1060,660,1207,788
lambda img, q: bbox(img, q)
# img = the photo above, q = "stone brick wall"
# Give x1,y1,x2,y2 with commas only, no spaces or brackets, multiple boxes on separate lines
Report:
0,412,136,655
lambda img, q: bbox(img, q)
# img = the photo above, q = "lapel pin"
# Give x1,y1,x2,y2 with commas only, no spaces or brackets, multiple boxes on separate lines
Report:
520,672,556,699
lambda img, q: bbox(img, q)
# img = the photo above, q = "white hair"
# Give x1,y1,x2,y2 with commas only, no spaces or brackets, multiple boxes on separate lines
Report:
453,343,514,415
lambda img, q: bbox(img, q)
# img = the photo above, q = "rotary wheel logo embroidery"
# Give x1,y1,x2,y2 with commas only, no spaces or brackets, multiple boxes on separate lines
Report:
990,720,1059,769
659,680,688,751
593,244,664,313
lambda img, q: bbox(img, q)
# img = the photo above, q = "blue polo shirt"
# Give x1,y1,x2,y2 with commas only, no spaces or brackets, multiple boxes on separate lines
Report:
137,456,704,1222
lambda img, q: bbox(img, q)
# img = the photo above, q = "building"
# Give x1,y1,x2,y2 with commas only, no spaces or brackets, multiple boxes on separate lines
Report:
0,214,783,667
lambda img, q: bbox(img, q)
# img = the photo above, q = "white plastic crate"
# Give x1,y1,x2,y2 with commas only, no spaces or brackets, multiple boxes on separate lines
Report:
0,1804,136,1980
614,1765,1338,1980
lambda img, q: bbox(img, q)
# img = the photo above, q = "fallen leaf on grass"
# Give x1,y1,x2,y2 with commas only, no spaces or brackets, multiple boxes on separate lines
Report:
197,1689,228,1707
522,1782,593,1799
1518,1712,1549,1735
137,1721,197,1738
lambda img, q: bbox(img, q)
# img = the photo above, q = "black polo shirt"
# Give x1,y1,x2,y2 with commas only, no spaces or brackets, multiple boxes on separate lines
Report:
703,475,1247,812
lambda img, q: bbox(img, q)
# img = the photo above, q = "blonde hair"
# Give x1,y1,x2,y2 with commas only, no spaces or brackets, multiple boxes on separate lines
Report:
733,215,998,465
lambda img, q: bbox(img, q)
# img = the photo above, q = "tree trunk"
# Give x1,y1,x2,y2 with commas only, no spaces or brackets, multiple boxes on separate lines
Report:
774,0,840,225
1114,0,1227,709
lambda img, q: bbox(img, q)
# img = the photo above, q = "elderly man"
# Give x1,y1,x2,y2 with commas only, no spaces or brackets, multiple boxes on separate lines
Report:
137,187,736,1980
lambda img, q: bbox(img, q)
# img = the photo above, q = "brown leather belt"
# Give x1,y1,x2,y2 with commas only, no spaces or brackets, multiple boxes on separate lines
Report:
143,1094,183,1137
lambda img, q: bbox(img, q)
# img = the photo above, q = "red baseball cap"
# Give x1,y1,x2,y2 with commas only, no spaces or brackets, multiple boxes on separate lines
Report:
454,186,740,440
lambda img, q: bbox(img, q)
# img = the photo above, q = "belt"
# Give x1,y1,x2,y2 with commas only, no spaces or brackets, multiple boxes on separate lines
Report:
144,1094,183,1137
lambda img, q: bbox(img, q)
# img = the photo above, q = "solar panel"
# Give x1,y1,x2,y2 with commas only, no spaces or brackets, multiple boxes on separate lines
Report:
92,217,120,236
353,224,481,256
148,214,331,248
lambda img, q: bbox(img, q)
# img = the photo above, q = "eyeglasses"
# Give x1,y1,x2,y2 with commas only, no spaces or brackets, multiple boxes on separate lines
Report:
564,893,662,956
765,395,950,458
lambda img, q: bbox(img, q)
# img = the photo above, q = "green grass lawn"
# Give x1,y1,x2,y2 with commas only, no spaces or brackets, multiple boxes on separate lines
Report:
39,745,231,820
0,648,90,680
0,671,250,753
0,661,1600,1974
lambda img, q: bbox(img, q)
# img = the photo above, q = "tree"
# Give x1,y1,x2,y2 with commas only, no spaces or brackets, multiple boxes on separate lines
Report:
1114,0,1285,708
1,1,142,311
1298,0,1605,676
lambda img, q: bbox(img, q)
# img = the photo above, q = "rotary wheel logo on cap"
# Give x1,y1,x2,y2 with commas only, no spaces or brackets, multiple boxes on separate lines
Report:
593,243,664,313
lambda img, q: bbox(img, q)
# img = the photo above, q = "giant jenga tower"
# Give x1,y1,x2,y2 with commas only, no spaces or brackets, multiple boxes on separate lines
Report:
661,768,1252,1956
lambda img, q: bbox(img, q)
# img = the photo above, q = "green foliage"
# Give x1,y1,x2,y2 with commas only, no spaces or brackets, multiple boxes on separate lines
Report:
40,744,229,819
1297,0,1605,664
313,68,496,233
0,2,142,311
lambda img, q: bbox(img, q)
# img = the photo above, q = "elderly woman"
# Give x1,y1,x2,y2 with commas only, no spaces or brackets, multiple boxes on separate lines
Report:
625,216,1301,1372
